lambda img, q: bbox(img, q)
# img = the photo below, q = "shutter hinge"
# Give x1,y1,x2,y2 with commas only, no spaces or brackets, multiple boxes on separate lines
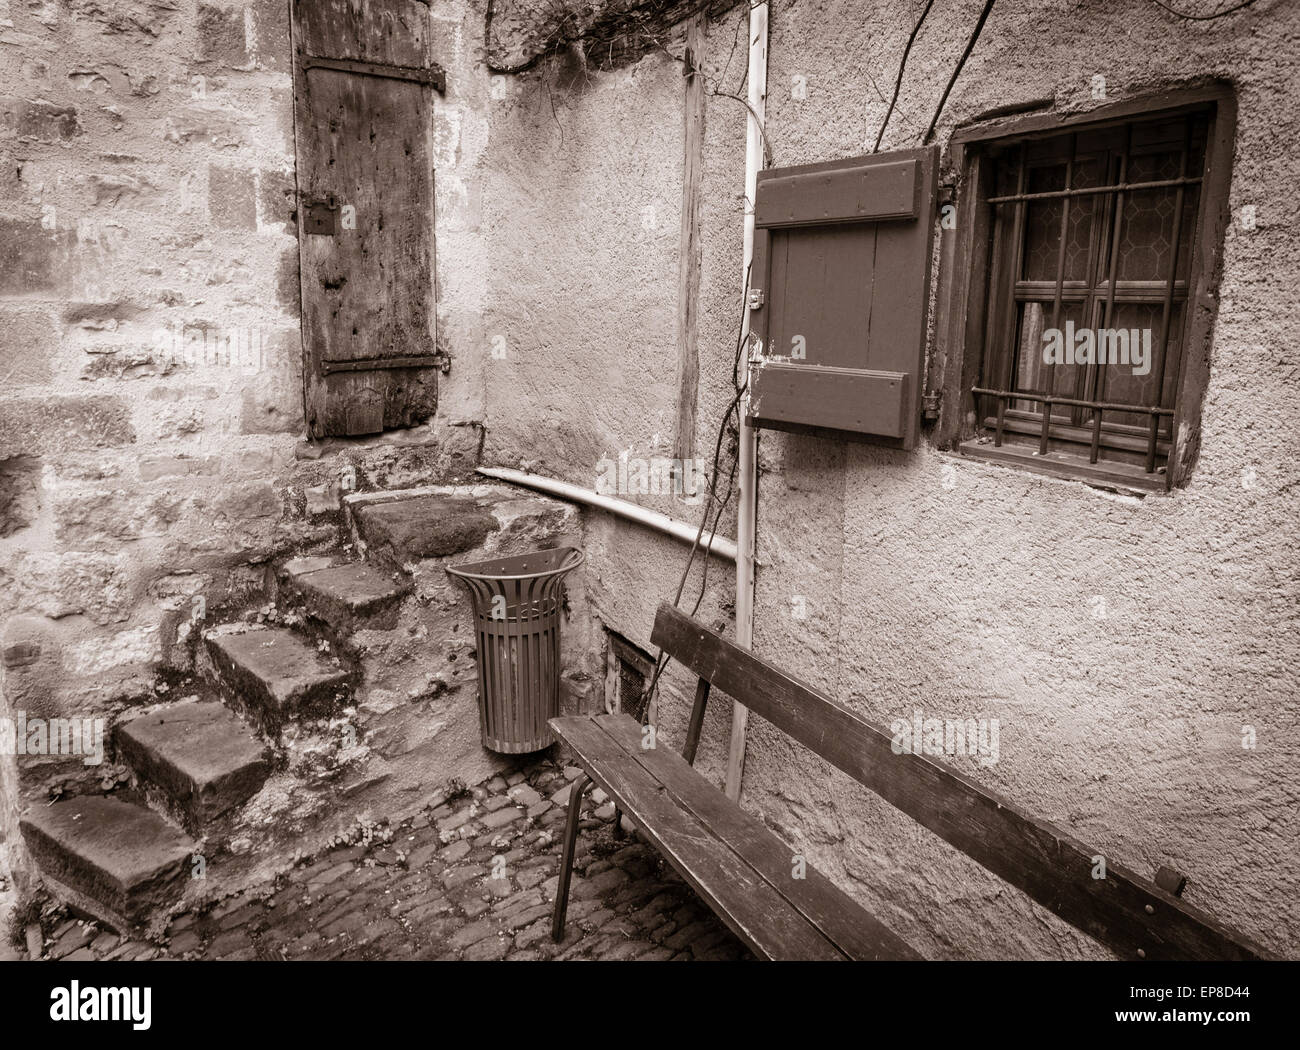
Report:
303,55,446,93
321,350,450,375
1154,866,1187,897
922,390,942,420
747,288,764,310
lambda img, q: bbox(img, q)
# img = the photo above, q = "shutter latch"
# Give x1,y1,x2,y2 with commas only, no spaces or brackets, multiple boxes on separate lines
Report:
747,288,764,310
304,195,339,236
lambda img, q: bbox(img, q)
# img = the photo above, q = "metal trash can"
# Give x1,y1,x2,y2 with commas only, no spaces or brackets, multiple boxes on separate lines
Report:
446,546,583,753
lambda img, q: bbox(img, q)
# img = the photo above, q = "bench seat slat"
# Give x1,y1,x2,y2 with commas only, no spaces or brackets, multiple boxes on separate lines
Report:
552,712,848,961
594,712,919,960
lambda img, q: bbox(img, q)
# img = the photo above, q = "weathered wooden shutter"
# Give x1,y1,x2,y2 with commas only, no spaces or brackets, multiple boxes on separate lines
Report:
290,0,445,438
747,147,938,449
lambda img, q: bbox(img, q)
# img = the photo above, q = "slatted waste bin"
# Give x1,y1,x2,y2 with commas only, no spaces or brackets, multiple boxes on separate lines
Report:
446,547,583,753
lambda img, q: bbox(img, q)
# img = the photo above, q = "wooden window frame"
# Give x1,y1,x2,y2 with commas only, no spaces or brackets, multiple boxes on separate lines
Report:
932,84,1236,493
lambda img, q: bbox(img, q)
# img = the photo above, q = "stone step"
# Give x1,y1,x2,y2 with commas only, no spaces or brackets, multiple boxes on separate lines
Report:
353,492,499,564
205,626,351,734
116,701,270,827
283,561,410,632
20,795,194,928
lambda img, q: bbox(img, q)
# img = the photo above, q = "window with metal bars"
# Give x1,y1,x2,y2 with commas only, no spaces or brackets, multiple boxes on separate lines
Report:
955,95,1232,491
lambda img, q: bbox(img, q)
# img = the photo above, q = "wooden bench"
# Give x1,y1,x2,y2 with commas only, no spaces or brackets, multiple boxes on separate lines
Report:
548,602,1271,960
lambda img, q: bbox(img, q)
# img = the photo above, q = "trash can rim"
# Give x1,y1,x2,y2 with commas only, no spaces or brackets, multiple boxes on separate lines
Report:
444,545,584,583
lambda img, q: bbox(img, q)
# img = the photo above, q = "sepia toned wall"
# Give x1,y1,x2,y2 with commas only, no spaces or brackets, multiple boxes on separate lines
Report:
0,0,305,888
470,0,1300,958
1,0,1295,956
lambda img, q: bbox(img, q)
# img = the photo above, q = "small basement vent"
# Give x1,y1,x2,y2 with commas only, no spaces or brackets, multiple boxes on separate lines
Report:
605,630,653,720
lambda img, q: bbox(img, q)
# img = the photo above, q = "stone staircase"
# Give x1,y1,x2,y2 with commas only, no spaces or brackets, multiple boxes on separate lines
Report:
17,484,596,934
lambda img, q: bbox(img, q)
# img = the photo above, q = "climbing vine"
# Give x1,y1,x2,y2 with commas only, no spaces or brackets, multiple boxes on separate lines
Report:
485,0,744,76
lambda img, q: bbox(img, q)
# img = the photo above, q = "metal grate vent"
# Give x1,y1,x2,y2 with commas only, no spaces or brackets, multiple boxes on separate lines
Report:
604,630,653,720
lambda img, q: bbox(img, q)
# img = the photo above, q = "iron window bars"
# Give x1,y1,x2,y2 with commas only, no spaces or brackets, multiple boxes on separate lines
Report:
973,111,1210,481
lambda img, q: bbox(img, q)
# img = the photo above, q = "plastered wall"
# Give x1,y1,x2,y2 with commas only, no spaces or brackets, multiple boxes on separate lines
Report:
469,0,1300,958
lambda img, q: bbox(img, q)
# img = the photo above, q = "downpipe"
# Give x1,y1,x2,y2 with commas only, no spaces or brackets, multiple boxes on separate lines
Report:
724,1,768,802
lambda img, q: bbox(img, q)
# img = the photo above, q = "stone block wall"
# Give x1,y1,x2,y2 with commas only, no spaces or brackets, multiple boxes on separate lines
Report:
0,0,305,869
0,1,489,923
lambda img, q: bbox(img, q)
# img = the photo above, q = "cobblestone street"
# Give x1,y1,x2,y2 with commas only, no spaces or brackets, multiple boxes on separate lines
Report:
30,759,751,963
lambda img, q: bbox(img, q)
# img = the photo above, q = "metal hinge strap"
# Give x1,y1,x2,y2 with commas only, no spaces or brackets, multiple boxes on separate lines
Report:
322,353,449,375
303,55,446,93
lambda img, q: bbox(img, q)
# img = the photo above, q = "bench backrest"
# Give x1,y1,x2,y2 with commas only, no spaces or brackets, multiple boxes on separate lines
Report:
650,601,1270,961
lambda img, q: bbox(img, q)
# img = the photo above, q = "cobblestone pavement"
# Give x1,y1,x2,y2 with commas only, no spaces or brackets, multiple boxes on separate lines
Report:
33,758,752,962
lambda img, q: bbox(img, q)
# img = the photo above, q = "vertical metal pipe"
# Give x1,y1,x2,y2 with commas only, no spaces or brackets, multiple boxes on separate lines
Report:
725,0,767,803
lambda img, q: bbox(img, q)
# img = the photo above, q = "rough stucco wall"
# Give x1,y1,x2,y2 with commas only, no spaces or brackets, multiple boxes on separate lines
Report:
468,2,752,782
466,0,1299,959
430,0,700,718
480,60,684,478
743,0,1300,959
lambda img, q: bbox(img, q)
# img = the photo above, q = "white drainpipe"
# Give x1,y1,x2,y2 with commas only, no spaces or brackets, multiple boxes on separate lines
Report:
724,1,768,802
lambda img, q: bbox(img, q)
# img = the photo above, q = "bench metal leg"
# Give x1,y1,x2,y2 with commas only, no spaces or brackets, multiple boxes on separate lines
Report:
551,773,593,942
612,806,626,839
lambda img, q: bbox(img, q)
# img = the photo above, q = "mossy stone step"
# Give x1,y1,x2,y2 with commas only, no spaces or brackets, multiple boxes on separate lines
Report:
116,701,270,826
20,795,194,927
205,626,350,734
287,561,410,632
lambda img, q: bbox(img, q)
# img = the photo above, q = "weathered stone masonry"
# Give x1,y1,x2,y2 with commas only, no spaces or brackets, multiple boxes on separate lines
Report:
1,0,308,904
0,1,609,934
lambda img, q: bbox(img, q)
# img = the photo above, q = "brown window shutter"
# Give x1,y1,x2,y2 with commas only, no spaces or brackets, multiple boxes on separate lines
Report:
291,0,442,438
747,146,938,449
